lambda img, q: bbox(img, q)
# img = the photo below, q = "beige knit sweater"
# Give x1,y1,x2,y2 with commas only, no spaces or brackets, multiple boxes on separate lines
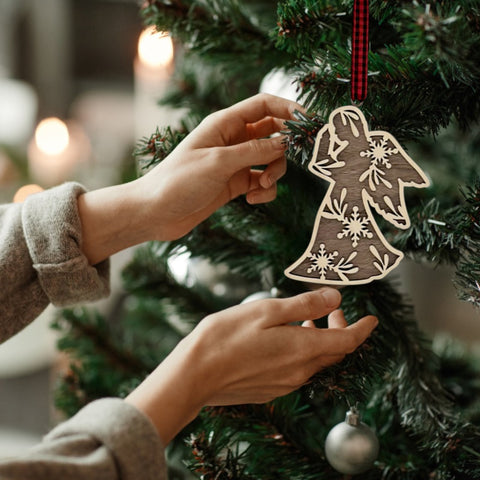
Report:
0,183,166,479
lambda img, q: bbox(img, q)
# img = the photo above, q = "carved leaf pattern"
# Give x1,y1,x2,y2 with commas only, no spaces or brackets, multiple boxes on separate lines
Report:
285,106,430,285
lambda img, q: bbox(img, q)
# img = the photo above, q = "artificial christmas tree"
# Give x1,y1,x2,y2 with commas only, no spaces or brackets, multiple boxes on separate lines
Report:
53,1,480,478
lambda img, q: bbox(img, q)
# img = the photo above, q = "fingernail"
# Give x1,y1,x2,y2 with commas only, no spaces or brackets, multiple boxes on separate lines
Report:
320,288,341,308
274,135,288,150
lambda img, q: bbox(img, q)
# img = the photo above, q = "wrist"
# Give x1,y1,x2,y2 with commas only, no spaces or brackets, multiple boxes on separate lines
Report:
125,336,207,445
77,180,152,264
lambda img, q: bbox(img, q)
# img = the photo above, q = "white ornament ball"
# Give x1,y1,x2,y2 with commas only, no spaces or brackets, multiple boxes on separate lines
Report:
325,408,379,475
241,288,279,304
259,68,298,102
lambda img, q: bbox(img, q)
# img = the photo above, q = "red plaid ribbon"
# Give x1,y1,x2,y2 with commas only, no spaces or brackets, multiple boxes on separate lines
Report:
351,0,369,102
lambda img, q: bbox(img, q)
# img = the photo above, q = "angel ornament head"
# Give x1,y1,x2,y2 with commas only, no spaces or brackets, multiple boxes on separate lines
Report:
285,106,430,285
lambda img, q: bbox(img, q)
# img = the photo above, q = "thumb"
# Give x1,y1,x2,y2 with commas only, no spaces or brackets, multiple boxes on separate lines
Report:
223,135,287,172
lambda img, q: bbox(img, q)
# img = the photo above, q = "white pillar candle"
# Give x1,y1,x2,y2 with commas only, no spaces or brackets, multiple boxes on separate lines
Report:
0,79,38,147
134,26,175,140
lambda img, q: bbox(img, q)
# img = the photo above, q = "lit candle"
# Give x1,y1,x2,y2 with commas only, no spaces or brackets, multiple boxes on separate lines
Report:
35,117,69,155
13,184,44,203
134,26,176,139
28,117,90,187
138,26,174,69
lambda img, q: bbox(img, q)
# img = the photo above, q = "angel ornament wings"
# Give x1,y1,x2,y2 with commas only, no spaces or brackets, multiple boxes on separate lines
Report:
285,106,430,285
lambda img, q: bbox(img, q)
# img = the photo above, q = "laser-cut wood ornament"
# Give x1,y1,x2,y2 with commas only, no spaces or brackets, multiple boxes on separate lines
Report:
285,106,430,285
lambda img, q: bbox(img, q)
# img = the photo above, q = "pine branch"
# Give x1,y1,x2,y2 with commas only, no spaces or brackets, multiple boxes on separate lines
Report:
284,110,326,167
401,2,480,88
53,309,150,376
188,427,256,480
122,241,215,321
52,308,151,416
394,199,463,264
55,1,480,478
133,125,188,171
188,397,340,480
274,0,352,57
290,45,480,142
394,180,480,307
162,56,249,119
323,281,480,477
454,181,480,307
275,2,480,142
141,0,285,72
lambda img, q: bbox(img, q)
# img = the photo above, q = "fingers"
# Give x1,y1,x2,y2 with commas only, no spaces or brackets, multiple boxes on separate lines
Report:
246,117,287,140
344,315,378,348
259,156,287,189
244,156,286,203
222,134,288,172
262,289,342,327
303,311,372,368
328,309,348,329
304,309,365,332
246,180,277,204
310,314,378,357
292,314,377,388
227,93,304,125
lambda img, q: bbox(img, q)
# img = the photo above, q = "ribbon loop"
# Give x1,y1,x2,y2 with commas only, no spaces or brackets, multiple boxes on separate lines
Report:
351,0,369,102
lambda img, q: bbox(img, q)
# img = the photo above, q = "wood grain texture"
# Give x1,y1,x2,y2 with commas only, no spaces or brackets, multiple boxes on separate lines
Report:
285,106,430,285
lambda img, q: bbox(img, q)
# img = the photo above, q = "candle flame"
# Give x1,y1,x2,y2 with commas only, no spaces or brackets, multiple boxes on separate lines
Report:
138,26,174,68
35,118,69,155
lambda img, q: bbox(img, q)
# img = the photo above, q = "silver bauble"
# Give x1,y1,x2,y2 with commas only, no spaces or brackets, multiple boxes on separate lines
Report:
325,408,379,475
168,254,261,305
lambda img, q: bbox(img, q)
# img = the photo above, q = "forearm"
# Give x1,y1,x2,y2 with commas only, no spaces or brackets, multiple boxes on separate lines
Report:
125,337,206,445
77,180,152,265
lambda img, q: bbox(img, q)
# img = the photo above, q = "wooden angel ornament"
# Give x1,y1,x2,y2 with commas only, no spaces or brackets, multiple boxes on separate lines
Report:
285,106,430,285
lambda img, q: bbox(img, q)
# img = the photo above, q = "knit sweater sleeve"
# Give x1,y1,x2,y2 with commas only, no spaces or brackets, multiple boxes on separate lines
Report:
0,182,109,343
0,185,168,479
0,398,167,480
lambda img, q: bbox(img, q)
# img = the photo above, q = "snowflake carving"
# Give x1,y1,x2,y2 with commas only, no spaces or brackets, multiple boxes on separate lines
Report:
337,206,373,247
306,244,359,281
284,105,430,286
307,244,338,280
361,137,399,164
359,138,399,191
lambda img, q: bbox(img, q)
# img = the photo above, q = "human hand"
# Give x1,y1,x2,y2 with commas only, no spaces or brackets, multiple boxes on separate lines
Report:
77,94,302,265
186,288,377,406
135,93,303,241
125,288,378,445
